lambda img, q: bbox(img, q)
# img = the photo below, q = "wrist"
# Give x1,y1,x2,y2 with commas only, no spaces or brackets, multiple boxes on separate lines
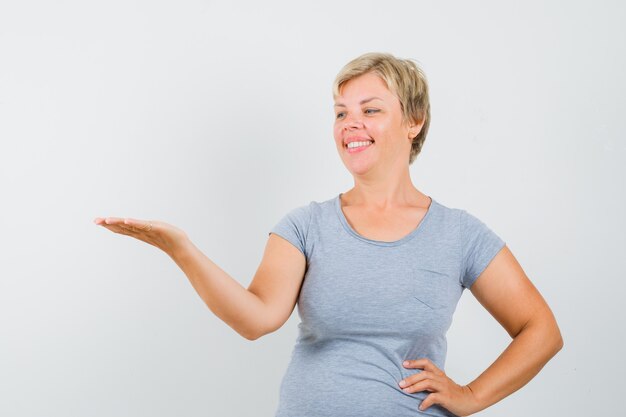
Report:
166,235,194,261
463,383,485,415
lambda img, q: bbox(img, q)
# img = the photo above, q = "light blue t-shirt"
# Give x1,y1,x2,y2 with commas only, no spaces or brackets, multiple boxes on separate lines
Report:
268,193,506,417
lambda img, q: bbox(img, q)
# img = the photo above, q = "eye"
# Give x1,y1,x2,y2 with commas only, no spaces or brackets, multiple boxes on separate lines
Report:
365,109,380,115
335,112,345,119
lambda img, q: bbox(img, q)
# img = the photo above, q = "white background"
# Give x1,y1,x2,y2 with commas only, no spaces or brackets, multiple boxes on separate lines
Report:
1,0,624,415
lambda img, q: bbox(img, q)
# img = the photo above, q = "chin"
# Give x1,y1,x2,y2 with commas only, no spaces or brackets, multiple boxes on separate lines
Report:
346,162,374,176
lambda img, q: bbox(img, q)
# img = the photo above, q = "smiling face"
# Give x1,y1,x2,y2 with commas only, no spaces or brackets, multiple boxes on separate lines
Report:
333,71,421,177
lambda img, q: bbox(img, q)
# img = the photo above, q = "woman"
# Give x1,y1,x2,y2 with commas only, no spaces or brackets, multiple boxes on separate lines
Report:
94,52,563,417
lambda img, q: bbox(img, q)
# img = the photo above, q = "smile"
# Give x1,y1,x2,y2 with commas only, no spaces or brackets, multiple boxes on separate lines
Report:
346,141,374,153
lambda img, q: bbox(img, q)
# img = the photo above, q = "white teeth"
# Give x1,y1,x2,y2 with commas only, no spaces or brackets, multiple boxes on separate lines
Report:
347,140,373,149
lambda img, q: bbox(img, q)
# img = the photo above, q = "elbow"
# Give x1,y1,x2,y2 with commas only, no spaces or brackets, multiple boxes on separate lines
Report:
242,329,263,341
546,334,563,362
556,338,564,356
241,325,271,341
244,333,260,341
521,312,564,358
549,312,564,355
544,316,564,358
553,327,564,355
244,315,282,341
246,325,278,341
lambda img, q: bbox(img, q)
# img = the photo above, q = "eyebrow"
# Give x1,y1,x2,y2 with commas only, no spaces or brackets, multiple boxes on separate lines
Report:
333,96,383,107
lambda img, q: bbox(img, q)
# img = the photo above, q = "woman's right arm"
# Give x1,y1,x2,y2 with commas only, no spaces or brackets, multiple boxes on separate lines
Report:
95,217,306,340
169,234,305,340
168,238,270,340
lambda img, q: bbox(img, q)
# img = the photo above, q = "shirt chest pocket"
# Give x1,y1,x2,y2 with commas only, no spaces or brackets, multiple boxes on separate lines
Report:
412,267,458,310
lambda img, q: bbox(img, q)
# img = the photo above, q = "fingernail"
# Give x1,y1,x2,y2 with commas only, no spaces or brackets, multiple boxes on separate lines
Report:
399,380,406,387
403,361,409,366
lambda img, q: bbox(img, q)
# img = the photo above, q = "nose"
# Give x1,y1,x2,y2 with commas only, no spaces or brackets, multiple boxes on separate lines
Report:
342,112,363,131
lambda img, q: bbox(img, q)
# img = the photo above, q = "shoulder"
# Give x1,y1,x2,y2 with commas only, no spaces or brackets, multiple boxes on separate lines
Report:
426,198,465,229
285,198,326,220
271,197,331,234
430,198,491,229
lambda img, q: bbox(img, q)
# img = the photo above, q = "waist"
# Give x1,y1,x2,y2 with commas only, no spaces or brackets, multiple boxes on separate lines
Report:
274,347,457,417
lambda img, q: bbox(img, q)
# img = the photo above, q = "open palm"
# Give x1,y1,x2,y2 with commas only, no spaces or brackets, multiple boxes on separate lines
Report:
93,216,189,256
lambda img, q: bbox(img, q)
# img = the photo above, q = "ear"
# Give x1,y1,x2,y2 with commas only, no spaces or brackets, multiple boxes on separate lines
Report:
408,117,426,140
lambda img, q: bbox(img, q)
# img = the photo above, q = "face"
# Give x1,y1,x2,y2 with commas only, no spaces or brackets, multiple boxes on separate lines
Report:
333,72,420,177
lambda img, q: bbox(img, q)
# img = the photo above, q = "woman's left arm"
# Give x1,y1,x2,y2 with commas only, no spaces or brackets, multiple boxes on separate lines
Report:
461,244,564,412
400,245,563,415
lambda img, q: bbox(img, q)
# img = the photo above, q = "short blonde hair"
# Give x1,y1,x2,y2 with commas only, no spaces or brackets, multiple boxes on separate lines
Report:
332,52,431,165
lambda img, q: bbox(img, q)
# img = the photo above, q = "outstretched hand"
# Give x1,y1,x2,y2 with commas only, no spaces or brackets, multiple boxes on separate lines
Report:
399,358,481,416
93,216,189,256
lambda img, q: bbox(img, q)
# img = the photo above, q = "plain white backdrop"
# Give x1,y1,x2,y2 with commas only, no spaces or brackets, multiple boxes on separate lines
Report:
1,0,624,415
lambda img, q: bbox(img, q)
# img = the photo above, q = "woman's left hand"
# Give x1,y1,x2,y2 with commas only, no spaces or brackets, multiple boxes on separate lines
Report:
399,358,481,416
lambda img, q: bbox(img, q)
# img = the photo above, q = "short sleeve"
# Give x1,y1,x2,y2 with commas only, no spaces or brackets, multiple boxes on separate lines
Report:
460,209,506,289
268,203,312,258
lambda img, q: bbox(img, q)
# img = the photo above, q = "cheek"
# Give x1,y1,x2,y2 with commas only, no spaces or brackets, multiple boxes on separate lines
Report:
333,126,342,143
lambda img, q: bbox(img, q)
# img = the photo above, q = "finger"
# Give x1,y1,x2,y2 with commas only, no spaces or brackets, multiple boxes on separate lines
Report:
97,219,141,234
95,217,151,233
102,223,136,235
419,393,441,412
123,218,153,231
404,358,439,373
94,218,125,228
93,217,120,226
399,370,436,389
101,217,126,225
402,378,441,394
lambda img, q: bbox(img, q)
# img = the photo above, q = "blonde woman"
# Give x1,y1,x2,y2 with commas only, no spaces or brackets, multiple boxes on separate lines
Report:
94,52,563,417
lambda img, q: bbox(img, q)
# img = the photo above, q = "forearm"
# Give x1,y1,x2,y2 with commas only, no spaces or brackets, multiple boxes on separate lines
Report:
166,239,267,340
466,315,563,413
